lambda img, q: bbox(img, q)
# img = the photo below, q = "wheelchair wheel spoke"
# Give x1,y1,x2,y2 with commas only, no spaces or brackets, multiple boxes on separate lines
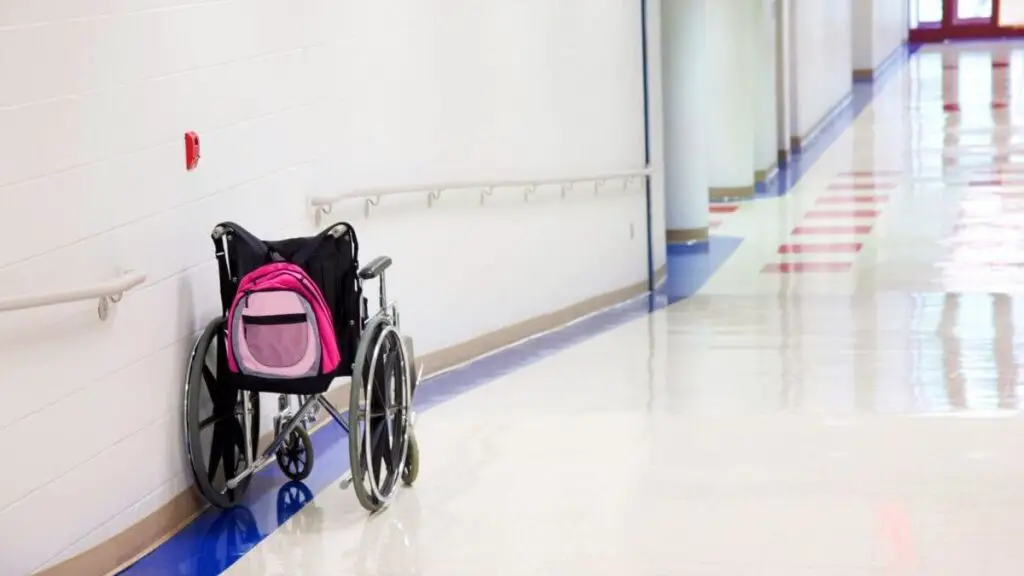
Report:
372,424,389,486
201,364,216,388
208,425,224,483
198,413,231,431
369,419,388,454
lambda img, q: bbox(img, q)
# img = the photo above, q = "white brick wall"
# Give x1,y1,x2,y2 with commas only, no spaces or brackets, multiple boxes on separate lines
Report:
0,1,653,572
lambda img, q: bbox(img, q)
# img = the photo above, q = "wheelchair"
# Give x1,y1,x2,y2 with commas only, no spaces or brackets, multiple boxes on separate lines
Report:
183,221,420,513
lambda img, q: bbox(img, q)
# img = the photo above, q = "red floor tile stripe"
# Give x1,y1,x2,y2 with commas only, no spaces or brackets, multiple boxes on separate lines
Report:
709,204,739,213
827,182,898,190
804,209,880,219
975,168,1024,176
777,242,863,254
816,195,888,204
837,170,902,177
762,262,853,274
792,225,873,235
943,101,1008,111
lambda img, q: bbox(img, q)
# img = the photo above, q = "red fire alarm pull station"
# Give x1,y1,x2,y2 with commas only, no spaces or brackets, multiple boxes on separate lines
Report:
184,131,201,170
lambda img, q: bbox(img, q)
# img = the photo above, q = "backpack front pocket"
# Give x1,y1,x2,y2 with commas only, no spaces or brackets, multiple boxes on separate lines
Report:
242,313,310,368
231,291,321,378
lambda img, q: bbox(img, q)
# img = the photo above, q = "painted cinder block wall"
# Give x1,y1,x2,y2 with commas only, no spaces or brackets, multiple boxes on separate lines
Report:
0,1,659,573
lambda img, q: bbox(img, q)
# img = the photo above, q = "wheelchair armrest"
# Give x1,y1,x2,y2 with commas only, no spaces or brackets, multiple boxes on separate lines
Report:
358,255,393,280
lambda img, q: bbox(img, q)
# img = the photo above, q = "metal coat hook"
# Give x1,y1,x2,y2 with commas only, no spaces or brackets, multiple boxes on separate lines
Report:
97,291,123,321
313,203,333,226
427,189,442,208
96,269,135,320
560,182,574,199
594,179,606,196
479,187,494,206
523,185,536,202
364,195,381,218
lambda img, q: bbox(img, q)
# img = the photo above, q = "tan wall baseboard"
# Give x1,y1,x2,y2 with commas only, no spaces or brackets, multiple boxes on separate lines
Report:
791,90,853,153
709,185,754,200
36,266,666,576
755,162,779,183
853,42,907,82
39,489,208,576
40,380,352,576
778,149,790,164
852,68,874,80
654,264,668,286
666,227,709,244
416,268,660,374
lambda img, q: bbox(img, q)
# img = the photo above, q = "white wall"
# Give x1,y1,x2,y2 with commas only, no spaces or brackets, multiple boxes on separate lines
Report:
872,0,907,68
645,0,669,270
755,0,779,172
789,0,853,139
852,0,907,72
0,1,652,573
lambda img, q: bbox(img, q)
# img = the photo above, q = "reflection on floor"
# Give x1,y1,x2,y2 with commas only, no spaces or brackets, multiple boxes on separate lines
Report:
124,41,1024,576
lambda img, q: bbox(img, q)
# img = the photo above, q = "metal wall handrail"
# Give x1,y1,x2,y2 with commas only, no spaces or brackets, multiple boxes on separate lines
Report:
309,167,652,222
0,271,146,320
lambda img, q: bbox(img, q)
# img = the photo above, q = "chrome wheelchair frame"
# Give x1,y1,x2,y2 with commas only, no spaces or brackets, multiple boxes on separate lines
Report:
183,223,420,514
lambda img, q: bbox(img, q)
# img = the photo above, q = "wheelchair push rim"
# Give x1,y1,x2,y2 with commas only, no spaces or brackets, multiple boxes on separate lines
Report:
184,317,260,509
349,317,412,512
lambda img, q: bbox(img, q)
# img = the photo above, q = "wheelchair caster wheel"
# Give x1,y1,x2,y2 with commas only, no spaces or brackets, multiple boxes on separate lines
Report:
402,433,419,486
276,426,314,481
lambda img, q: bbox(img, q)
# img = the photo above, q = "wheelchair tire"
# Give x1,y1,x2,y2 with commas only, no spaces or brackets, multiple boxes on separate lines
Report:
184,317,261,509
349,317,412,513
402,432,419,486
275,425,314,481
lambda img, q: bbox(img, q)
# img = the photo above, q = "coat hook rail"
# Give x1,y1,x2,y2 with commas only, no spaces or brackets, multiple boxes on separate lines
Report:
0,271,147,321
308,167,655,222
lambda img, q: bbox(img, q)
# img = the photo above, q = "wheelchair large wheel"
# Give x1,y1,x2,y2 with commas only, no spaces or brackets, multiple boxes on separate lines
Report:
184,317,261,509
349,317,413,513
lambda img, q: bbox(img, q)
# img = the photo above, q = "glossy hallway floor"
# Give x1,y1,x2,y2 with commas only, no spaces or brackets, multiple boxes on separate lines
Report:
130,41,1024,576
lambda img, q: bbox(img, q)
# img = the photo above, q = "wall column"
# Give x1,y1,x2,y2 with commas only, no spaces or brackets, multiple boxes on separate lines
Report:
706,0,756,200
776,0,792,162
661,0,711,243
754,0,779,182
852,0,875,78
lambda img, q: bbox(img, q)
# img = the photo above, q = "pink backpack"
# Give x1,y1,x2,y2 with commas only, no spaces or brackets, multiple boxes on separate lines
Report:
225,261,341,379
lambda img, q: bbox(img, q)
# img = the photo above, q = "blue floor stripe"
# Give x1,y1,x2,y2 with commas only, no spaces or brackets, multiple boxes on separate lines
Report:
752,43,922,201
120,239,735,575
121,42,922,576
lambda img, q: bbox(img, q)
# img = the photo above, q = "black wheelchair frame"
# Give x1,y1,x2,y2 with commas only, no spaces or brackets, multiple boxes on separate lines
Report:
183,221,420,513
